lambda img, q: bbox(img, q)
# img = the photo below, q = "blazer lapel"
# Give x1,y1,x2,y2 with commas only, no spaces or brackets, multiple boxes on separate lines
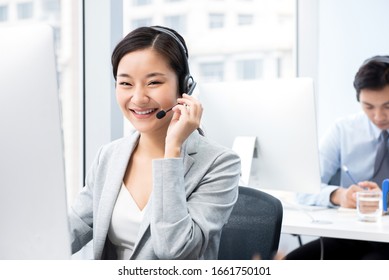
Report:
94,132,140,258
130,132,201,258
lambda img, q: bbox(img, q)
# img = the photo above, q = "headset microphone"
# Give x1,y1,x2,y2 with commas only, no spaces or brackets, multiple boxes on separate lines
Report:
155,81,197,119
156,107,173,119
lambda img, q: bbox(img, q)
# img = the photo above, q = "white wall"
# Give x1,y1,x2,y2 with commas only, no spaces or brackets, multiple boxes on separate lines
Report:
298,0,389,138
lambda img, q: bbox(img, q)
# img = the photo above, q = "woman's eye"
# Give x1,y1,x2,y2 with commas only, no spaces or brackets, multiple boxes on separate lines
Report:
148,81,162,86
118,81,131,86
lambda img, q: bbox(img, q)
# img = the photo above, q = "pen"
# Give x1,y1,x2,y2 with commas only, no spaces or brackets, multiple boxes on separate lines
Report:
341,165,369,190
341,165,359,185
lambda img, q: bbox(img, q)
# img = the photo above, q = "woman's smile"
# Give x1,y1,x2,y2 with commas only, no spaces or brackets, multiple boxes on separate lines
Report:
130,108,158,118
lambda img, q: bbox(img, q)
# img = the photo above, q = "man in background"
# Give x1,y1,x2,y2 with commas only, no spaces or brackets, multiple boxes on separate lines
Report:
286,55,389,259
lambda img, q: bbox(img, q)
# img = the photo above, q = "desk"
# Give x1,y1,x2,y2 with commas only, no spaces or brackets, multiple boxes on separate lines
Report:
281,206,389,243
262,189,389,243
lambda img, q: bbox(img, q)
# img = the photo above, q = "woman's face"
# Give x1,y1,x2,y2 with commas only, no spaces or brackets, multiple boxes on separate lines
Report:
115,48,179,134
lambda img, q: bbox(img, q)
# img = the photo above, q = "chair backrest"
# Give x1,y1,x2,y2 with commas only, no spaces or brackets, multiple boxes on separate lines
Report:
218,186,283,260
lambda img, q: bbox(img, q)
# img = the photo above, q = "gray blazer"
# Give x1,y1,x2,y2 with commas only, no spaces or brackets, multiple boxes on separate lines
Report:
69,130,241,259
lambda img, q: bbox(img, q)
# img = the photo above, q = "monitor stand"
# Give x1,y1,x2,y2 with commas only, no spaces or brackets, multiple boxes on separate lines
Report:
232,136,256,187
232,136,332,225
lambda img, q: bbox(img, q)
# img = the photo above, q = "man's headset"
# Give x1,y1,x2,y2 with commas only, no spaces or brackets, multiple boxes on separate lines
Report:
361,55,389,66
355,55,389,101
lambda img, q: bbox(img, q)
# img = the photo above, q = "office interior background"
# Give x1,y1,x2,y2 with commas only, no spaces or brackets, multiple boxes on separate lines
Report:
1,0,389,256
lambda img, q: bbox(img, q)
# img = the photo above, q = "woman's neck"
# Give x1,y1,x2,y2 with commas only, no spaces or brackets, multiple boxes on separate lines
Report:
136,132,166,159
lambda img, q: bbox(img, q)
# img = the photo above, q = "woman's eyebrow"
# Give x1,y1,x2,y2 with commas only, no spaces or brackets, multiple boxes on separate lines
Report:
146,72,166,78
116,72,166,78
116,73,131,78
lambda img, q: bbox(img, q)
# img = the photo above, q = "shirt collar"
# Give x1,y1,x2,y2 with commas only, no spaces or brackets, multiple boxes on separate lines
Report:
369,120,388,140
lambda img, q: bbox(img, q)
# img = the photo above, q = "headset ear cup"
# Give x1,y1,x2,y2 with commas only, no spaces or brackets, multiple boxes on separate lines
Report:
187,75,192,93
184,75,196,95
183,75,194,94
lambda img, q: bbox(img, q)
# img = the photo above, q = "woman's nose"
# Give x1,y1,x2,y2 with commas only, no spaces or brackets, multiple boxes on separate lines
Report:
131,86,149,104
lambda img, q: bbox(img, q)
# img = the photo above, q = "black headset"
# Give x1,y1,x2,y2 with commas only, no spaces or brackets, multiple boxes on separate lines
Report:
361,55,389,66
356,55,389,101
150,26,197,95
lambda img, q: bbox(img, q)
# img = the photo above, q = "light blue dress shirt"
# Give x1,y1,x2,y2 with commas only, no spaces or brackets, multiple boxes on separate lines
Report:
298,112,387,207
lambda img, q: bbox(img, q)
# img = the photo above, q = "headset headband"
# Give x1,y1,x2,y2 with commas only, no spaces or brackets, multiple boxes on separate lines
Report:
150,26,195,94
362,56,389,66
151,26,188,58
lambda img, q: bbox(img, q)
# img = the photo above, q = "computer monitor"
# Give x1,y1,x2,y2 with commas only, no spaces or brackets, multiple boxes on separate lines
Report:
0,24,71,259
198,78,321,194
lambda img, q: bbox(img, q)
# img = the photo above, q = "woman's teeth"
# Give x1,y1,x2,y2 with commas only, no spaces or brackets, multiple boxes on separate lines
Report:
134,109,155,115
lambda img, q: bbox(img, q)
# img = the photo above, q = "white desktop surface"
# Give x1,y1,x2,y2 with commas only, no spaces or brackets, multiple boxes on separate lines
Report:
262,189,389,243
281,206,389,243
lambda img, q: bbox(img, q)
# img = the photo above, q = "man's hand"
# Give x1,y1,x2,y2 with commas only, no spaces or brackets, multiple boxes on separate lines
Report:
330,181,381,208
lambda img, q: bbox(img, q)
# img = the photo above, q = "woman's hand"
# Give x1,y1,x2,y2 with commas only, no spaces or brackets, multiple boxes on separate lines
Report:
164,94,203,158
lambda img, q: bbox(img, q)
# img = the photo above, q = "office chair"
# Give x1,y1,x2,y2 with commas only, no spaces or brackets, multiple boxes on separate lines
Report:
218,186,283,260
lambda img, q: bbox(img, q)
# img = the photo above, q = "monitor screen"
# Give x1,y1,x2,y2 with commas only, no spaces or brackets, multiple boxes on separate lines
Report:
0,24,71,259
198,78,321,194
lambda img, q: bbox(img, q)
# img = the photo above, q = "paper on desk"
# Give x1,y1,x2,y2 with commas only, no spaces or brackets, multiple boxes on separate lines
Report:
337,207,357,213
283,202,328,211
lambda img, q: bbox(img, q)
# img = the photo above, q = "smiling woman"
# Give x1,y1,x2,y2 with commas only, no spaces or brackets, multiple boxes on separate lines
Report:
68,26,241,260
115,49,179,127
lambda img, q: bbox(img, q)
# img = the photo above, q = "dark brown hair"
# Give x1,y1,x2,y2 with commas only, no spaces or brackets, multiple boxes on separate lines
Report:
111,26,189,94
354,55,389,101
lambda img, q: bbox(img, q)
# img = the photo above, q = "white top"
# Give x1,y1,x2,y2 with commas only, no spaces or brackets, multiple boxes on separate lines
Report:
108,183,146,259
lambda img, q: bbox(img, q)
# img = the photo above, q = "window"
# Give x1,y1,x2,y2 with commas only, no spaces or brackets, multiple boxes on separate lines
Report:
200,62,224,82
238,14,254,25
132,0,152,6
209,13,224,29
122,0,295,83
164,15,186,35
131,18,152,29
42,0,60,13
276,57,282,78
0,5,8,21
17,2,34,19
237,59,263,80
